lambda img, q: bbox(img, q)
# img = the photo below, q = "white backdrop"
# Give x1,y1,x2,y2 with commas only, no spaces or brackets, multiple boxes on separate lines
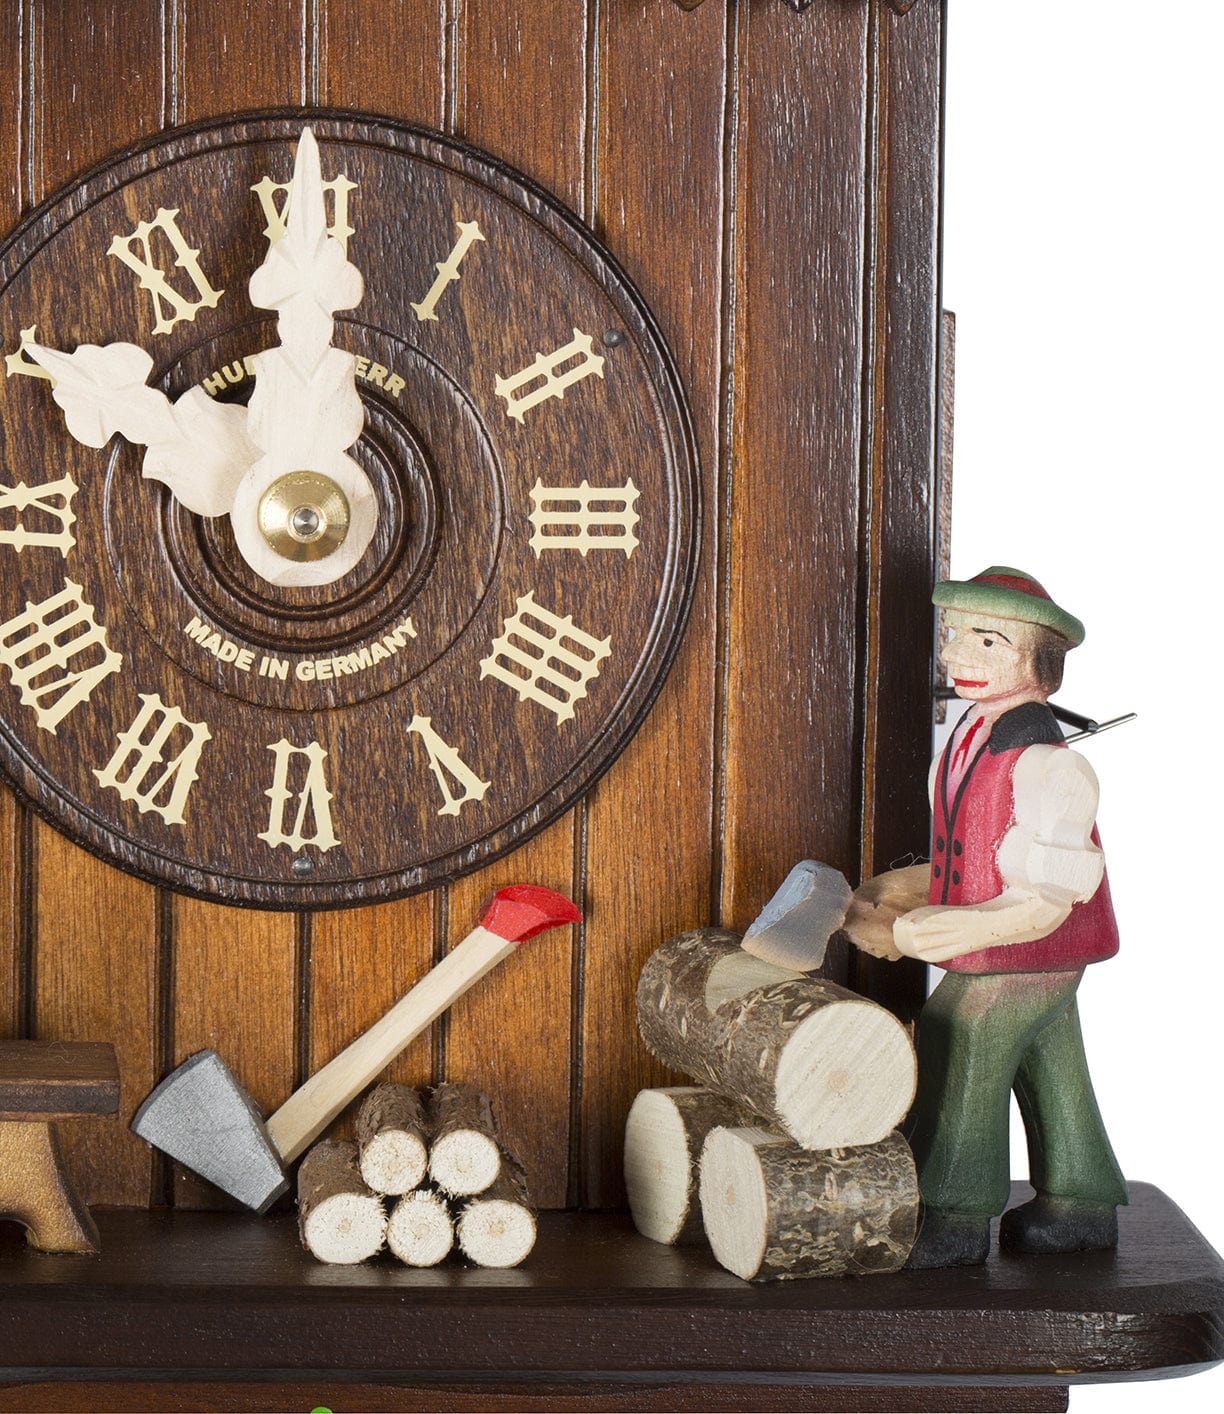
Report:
943,4,1223,1410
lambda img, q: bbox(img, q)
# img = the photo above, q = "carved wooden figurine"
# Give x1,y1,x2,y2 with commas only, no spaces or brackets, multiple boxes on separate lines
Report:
844,567,1128,1267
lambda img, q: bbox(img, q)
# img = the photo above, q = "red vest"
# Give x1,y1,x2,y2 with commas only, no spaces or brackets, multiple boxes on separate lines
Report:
930,705,1119,974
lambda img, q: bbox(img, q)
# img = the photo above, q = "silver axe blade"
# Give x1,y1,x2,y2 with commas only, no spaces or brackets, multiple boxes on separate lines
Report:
740,859,853,971
131,1049,289,1213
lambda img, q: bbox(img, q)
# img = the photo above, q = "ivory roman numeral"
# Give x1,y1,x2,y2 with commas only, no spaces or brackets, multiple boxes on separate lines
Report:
251,172,358,252
4,326,54,383
108,208,223,336
94,693,211,826
495,329,605,423
408,715,491,817
479,591,611,724
259,739,339,853
411,220,485,322
528,477,640,557
0,581,122,734
0,472,78,556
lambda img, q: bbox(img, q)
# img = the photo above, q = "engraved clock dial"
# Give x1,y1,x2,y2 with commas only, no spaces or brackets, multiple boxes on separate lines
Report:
0,114,699,906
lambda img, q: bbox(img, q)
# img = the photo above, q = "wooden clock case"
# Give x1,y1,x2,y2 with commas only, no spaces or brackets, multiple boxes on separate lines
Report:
0,2,1221,1411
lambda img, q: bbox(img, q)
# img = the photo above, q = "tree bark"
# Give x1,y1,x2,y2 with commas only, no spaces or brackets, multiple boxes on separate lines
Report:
357,1083,428,1195
296,1140,386,1265
699,1127,918,1280
428,1081,502,1196
386,1187,454,1267
624,1087,754,1244
455,1147,536,1268
635,930,916,1150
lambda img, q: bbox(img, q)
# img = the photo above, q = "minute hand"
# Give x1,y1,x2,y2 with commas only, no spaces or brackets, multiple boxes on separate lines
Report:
230,127,376,587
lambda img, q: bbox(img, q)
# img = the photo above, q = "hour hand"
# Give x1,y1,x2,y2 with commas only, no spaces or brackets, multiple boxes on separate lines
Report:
27,340,259,518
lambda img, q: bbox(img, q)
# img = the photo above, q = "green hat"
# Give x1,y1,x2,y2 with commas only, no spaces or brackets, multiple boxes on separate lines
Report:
933,566,1085,647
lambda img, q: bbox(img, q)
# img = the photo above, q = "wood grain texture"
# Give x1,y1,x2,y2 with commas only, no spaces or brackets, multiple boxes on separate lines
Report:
320,0,445,124
580,0,726,1210
0,1039,118,1117
441,0,589,1212
850,0,944,1023
0,1186,1216,1389
33,831,156,1206
0,1381,1072,1413
23,0,164,1211
719,0,870,930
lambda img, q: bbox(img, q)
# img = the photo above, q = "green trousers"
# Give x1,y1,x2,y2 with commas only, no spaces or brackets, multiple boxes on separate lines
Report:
906,970,1128,1218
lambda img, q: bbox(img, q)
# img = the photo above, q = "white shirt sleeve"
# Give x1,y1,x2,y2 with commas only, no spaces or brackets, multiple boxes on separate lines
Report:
995,744,1105,906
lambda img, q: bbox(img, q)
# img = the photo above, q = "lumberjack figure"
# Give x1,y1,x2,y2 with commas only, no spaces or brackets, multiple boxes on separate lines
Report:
845,567,1127,1268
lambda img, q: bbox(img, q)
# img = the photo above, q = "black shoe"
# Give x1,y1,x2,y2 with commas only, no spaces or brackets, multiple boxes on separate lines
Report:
905,1207,991,1269
999,1195,1119,1255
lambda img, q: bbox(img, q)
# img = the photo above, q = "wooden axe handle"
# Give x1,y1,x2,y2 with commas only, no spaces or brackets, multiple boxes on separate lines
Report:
266,925,513,1164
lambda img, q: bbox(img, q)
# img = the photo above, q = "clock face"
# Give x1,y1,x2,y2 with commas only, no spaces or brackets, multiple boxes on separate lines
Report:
0,114,699,907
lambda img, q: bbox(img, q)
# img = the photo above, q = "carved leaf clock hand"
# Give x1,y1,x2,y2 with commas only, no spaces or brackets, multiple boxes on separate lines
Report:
25,127,375,587
24,339,258,518
233,126,376,587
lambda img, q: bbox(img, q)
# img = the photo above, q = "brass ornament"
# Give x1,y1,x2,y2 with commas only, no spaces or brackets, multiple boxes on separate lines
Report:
257,470,352,564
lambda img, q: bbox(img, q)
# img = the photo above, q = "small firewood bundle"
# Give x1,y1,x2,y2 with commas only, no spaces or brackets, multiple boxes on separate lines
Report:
297,1080,536,1269
627,928,921,1280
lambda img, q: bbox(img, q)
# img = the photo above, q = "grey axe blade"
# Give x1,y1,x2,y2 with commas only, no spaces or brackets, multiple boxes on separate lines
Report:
741,859,853,972
131,1049,289,1213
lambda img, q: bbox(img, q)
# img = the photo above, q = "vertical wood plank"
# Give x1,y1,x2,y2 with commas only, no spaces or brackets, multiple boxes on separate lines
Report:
164,0,306,1206
578,0,726,1209
307,1,447,1136
0,0,23,1042
441,0,589,1208
719,0,870,931
28,0,166,1207
853,0,943,1023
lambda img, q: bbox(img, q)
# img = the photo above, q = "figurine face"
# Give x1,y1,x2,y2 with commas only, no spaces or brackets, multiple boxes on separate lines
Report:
940,609,1045,707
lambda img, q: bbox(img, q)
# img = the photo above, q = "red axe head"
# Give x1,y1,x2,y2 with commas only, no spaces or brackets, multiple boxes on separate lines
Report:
481,885,581,945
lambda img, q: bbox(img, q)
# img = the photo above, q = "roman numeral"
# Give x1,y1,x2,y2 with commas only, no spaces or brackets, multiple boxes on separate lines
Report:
528,477,640,557
479,591,611,724
407,715,490,818
108,208,223,336
250,171,358,253
0,581,122,734
411,219,485,322
94,693,211,827
0,472,78,556
4,326,54,383
259,739,339,853
495,329,605,423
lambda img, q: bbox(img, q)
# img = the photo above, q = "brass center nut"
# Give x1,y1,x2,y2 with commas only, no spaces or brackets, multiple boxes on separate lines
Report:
257,471,351,563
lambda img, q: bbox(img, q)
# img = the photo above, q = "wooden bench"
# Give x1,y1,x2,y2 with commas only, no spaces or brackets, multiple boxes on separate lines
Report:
0,1041,119,1253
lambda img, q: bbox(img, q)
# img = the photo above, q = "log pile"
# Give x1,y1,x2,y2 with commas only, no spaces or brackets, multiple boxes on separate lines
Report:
627,928,920,1280
298,1081,536,1268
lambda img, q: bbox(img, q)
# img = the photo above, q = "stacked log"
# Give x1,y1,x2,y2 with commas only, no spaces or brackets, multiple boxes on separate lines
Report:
298,1081,535,1269
628,928,920,1281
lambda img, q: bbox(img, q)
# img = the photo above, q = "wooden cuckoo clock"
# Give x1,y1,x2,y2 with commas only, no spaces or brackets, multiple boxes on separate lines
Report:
0,113,699,907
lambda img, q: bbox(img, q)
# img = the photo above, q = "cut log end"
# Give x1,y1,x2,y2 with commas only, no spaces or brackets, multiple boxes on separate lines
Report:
357,1083,428,1195
457,1197,537,1268
297,1141,386,1265
699,1127,918,1281
774,999,917,1150
387,1189,454,1267
429,1129,502,1196
360,1129,428,1196
624,1087,753,1245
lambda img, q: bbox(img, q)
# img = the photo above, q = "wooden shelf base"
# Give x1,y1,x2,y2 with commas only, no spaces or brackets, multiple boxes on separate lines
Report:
1,1183,1220,1412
